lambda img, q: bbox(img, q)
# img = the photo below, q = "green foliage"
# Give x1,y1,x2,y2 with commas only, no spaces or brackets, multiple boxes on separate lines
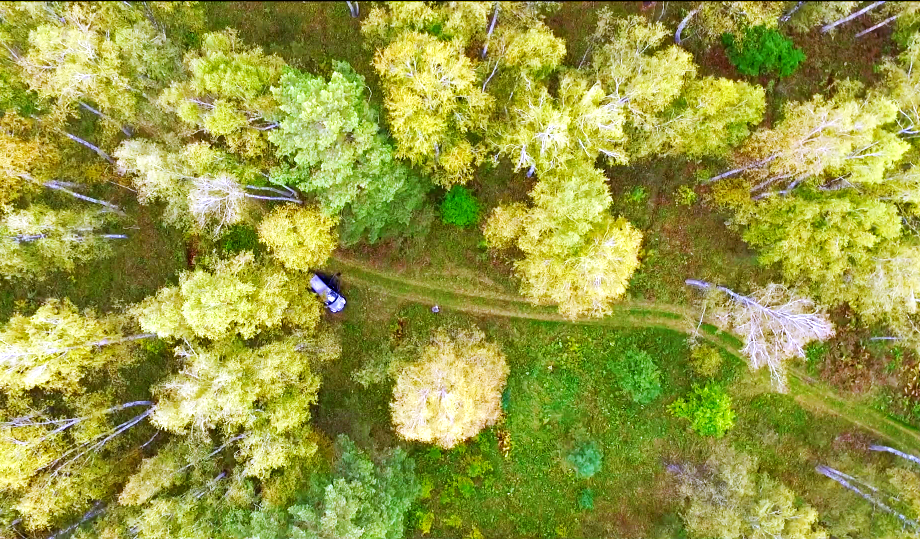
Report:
674,185,698,206
234,435,420,539
268,62,431,246
577,488,594,510
669,383,735,437
722,26,805,78
440,186,481,228
689,344,724,378
132,251,321,341
626,185,649,205
219,224,259,254
609,347,662,404
566,442,603,478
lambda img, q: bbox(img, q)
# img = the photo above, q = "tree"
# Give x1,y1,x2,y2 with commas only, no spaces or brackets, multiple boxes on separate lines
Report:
267,62,430,245
0,298,157,531
816,445,920,534
115,139,301,232
372,31,493,186
151,334,337,479
132,251,321,341
675,2,787,45
632,76,765,159
735,192,902,307
159,29,287,158
686,279,835,391
0,204,125,279
0,298,154,394
785,2,859,33
390,326,508,448
4,1,194,133
484,160,643,318
591,15,698,128
675,445,828,539
707,86,901,196
283,435,420,539
494,73,629,175
257,204,338,272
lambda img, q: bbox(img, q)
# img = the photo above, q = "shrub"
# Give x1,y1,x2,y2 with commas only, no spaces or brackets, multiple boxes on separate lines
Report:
625,185,648,205
440,186,481,228
674,185,698,207
689,344,724,378
578,488,595,510
722,26,805,78
669,383,735,437
567,442,603,478
610,348,662,404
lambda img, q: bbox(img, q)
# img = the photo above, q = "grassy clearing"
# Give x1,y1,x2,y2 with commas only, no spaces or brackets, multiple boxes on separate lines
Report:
317,288,880,539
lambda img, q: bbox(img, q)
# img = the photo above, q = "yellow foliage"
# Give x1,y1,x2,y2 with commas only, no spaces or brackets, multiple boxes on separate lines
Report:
257,204,338,272
391,326,508,448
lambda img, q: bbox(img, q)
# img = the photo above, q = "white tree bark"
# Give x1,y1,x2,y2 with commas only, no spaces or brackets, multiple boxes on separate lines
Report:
675,8,699,45
821,1,886,33
817,464,920,529
686,279,834,391
855,14,900,37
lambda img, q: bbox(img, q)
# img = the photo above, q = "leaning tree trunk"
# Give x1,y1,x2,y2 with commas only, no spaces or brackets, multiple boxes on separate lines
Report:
42,181,126,215
482,2,500,58
855,13,900,37
675,8,700,44
816,464,920,529
822,1,886,32
779,1,807,22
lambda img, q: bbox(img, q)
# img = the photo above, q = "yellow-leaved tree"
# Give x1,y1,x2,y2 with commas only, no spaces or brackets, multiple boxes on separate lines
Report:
484,160,643,318
390,326,508,448
257,204,338,272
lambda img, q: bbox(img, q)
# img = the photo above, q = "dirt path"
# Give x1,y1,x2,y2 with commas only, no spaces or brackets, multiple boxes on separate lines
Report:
327,255,920,452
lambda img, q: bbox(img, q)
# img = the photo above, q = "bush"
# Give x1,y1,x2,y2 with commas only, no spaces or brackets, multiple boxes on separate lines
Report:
567,442,603,478
722,26,805,78
669,383,735,437
440,186,481,228
689,344,724,378
674,185,698,207
578,488,594,510
610,348,662,404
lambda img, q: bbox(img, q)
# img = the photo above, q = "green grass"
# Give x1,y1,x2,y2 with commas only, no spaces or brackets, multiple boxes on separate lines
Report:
314,292,882,539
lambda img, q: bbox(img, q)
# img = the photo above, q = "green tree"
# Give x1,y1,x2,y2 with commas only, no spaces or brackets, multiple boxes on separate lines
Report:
267,62,430,245
284,435,420,539
257,204,338,272
677,445,828,539
669,383,735,437
675,2,788,45
0,204,125,279
391,326,508,448
132,251,320,341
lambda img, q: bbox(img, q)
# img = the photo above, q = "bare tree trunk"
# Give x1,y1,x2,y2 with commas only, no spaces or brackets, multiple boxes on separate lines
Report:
79,101,133,137
869,445,920,467
1,333,156,362
816,465,920,528
482,2,500,58
47,502,106,539
62,132,116,165
822,1,886,33
42,181,126,216
780,1,807,22
675,8,699,45
345,0,359,17
704,154,779,184
855,14,900,37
